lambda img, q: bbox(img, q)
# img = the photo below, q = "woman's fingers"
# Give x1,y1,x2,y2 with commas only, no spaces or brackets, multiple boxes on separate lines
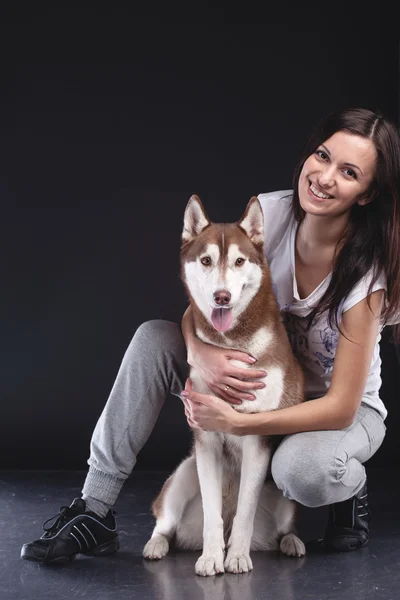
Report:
226,350,259,365
223,375,266,392
208,383,248,405
226,364,267,382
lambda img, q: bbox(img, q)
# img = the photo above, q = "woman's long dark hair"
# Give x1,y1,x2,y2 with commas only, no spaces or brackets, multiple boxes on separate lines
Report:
292,108,400,339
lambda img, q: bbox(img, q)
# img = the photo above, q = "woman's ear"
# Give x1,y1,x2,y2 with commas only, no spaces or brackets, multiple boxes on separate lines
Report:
357,196,371,206
357,185,377,207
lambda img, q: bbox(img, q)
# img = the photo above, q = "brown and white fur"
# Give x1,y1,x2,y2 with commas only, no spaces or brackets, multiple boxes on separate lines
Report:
143,195,306,576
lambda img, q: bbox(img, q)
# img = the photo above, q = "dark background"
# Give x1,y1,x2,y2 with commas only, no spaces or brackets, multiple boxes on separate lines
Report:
1,5,399,471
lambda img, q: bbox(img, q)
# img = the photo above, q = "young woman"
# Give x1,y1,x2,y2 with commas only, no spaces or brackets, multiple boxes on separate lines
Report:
21,108,400,563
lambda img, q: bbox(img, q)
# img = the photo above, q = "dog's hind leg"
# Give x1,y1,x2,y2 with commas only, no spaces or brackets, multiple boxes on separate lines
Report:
250,481,305,557
276,497,306,558
143,455,199,560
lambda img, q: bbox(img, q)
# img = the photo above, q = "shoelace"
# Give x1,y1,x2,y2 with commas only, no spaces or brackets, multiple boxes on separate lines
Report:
42,505,78,534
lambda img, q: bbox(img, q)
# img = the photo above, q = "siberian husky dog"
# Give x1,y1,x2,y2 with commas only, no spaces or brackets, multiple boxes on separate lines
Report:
143,195,306,576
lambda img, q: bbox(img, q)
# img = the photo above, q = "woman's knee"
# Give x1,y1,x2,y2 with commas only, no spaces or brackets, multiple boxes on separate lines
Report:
271,434,336,508
132,320,185,354
123,320,188,378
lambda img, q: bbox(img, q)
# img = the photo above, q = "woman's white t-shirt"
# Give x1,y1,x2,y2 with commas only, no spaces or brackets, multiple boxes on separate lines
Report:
258,189,390,420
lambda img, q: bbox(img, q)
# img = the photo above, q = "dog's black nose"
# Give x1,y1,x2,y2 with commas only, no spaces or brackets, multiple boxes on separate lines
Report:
214,290,231,306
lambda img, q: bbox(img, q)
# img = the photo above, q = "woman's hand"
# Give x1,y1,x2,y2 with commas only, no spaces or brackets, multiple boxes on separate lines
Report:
188,337,267,405
182,379,241,433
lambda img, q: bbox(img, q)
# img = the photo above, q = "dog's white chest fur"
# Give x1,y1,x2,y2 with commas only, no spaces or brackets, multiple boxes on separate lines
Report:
193,326,283,414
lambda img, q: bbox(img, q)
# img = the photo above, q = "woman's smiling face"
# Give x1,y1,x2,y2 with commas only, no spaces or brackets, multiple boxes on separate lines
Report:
298,130,377,218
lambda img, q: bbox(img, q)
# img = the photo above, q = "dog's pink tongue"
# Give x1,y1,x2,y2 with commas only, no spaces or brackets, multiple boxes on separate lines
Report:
211,308,233,332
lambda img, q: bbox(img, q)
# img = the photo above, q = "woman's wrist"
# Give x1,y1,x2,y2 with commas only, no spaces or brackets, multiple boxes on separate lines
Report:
230,411,257,436
230,411,245,435
231,410,271,436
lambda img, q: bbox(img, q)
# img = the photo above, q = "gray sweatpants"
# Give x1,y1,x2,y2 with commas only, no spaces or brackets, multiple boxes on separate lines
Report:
82,320,387,508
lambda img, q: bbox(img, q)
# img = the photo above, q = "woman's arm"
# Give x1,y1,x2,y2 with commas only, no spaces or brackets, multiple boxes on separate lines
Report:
182,290,385,434
233,289,385,435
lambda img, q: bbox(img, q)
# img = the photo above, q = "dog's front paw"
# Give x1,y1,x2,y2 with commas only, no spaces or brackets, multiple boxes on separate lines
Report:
143,534,169,560
280,533,306,557
195,548,225,576
224,550,253,573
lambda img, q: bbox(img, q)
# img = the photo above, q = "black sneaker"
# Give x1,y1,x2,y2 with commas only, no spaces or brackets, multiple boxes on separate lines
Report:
21,498,119,564
307,481,371,553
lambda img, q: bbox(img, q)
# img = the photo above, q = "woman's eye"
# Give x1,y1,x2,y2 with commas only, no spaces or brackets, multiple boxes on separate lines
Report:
201,257,211,266
235,257,245,266
316,150,328,160
343,168,357,179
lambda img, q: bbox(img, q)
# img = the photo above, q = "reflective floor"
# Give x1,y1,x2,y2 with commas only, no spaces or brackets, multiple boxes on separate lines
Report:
1,468,399,600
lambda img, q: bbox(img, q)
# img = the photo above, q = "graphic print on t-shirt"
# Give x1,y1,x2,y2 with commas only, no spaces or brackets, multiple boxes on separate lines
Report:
282,310,339,377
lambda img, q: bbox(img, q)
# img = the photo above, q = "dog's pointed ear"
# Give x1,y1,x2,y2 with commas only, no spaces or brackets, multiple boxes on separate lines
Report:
238,197,264,246
182,195,211,242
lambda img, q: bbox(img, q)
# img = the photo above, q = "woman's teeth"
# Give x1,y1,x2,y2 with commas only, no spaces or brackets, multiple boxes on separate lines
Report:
310,182,332,199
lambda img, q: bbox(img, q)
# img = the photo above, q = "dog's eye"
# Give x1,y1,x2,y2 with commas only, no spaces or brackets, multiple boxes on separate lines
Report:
201,256,211,266
235,258,245,266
